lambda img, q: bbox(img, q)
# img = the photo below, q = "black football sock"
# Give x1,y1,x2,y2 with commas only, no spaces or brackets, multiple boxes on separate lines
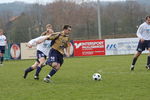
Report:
35,66,41,76
25,67,34,73
147,56,150,66
0,56,1,64
47,68,57,78
24,67,34,79
1,57,4,64
132,57,137,66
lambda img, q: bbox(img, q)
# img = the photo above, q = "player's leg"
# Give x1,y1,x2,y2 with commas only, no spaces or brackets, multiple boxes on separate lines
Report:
130,40,144,71
0,52,2,64
44,62,60,83
23,62,39,79
34,57,46,80
0,53,4,64
131,51,141,70
0,46,5,65
146,41,150,69
47,63,60,78
44,50,63,82
146,49,150,69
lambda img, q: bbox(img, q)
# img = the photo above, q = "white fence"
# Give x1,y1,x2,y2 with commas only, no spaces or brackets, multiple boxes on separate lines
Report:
105,38,148,55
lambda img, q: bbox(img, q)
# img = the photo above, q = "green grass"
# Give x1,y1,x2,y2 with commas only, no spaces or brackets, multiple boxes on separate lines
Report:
0,55,150,100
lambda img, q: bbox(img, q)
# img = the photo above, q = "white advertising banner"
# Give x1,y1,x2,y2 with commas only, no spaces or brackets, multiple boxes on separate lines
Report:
105,38,148,55
21,43,36,59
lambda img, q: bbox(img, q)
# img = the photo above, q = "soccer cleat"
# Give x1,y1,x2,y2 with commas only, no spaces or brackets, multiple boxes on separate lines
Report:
147,65,150,70
23,71,28,79
0,62,3,66
34,76,39,80
43,77,50,83
145,65,150,70
130,65,134,71
145,65,148,69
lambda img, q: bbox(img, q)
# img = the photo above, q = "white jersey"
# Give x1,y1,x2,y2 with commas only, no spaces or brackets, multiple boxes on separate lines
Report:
28,36,52,56
0,35,7,46
136,22,150,40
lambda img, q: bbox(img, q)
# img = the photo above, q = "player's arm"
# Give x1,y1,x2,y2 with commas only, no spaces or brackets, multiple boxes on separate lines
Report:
32,32,60,44
26,39,37,48
136,25,144,42
35,35,51,44
48,32,60,40
65,42,70,57
5,37,8,49
26,36,48,48
4,36,8,49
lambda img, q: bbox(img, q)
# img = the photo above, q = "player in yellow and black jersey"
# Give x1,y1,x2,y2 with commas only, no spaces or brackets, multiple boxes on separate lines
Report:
43,25,71,83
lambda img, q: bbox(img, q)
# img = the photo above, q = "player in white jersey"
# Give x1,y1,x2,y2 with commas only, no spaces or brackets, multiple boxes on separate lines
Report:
131,16,150,71
23,24,53,80
0,29,7,65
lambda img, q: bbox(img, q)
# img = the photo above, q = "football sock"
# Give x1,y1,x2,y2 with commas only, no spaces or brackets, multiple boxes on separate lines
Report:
0,56,1,63
46,75,51,78
132,57,137,66
0,56,3,64
1,57,3,63
147,56,150,66
24,67,34,79
35,66,41,76
25,67,34,73
48,68,57,78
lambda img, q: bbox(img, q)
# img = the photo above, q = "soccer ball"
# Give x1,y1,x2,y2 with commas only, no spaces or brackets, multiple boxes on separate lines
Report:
92,73,102,81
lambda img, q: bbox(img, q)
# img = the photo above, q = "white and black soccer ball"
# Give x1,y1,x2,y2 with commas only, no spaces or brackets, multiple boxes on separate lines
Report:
92,73,102,81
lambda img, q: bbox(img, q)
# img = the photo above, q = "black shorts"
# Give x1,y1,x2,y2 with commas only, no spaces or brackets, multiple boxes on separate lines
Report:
0,46,5,53
46,48,64,66
36,50,47,63
136,40,150,52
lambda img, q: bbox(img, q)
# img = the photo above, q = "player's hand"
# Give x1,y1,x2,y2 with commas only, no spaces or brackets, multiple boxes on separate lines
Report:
65,53,70,57
26,43,32,48
140,38,145,43
47,34,52,38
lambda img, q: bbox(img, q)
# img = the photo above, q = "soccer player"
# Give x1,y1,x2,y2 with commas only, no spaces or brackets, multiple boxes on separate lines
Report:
130,16,150,71
0,29,7,65
23,24,53,79
43,25,71,83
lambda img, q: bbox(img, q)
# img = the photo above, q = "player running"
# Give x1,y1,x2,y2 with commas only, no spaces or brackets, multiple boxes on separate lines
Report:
131,16,150,71
43,25,71,83
23,24,53,80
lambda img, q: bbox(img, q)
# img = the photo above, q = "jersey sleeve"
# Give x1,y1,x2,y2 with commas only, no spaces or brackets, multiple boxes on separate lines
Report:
48,32,60,40
63,37,70,48
66,38,70,47
28,36,47,46
136,25,144,39
4,35,7,45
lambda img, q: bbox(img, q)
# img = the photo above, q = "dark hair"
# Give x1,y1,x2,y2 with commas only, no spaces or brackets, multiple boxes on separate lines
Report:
63,25,71,30
145,16,150,20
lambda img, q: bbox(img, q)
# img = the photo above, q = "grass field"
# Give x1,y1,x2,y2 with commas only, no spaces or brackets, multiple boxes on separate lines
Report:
0,55,150,100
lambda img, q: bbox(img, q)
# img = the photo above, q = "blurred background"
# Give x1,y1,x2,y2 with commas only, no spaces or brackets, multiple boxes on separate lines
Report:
0,0,149,43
